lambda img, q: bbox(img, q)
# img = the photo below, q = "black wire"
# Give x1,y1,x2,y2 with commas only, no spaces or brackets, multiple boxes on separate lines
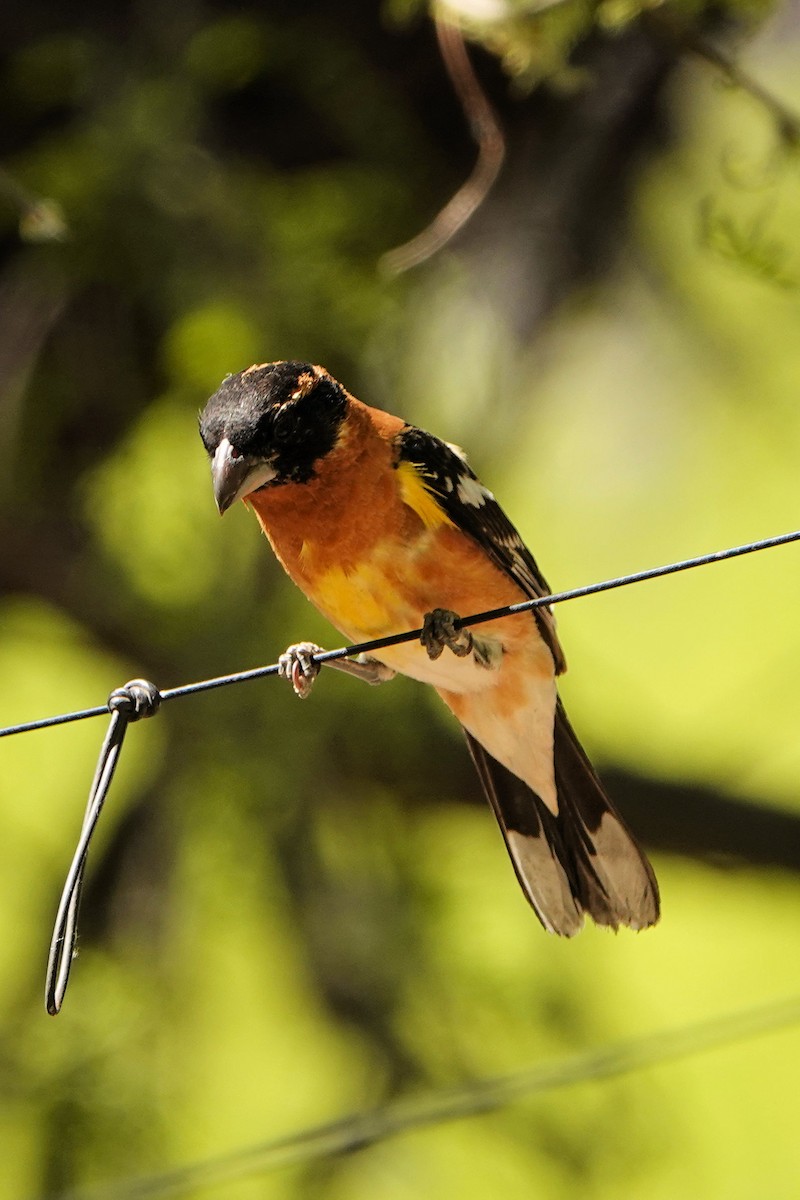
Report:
2,527,799,740
17,527,800,1012
49,993,800,1200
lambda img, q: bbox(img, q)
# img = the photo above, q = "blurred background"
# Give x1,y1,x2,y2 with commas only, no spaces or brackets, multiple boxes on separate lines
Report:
2,0,800,1196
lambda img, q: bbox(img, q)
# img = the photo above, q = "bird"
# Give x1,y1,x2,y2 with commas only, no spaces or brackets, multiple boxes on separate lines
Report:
199,360,659,936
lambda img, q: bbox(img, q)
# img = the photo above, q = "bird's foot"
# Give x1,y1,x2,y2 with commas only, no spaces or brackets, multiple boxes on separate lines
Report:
279,643,396,697
421,608,473,661
278,642,322,699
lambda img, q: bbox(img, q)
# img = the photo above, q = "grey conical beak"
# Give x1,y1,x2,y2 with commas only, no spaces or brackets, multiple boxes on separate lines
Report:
211,438,277,513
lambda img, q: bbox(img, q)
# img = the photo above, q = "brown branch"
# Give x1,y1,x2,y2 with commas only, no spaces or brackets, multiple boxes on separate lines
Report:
648,18,800,147
381,17,506,275
692,36,800,145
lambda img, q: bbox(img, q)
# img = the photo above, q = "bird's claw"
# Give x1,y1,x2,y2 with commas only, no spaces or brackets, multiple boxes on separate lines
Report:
421,608,473,661
278,642,323,699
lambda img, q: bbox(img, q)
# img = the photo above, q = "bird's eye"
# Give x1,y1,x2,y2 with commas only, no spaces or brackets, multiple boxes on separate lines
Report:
272,416,293,444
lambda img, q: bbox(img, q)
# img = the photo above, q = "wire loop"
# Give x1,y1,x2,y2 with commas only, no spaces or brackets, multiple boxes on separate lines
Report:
44,679,161,1015
108,678,162,721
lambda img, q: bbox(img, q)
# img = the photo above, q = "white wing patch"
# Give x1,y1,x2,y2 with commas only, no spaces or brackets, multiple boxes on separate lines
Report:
456,473,494,508
445,441,468,461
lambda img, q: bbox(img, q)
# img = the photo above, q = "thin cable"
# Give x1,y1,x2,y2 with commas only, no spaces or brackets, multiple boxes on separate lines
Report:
24,525,800,1011
2,526,799,740
49,993,800,1200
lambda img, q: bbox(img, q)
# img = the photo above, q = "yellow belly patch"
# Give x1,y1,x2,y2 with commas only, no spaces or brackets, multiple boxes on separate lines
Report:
313,559,402,638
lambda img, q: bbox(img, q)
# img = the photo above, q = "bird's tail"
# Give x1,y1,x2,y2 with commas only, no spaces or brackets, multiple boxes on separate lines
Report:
465,699,660,935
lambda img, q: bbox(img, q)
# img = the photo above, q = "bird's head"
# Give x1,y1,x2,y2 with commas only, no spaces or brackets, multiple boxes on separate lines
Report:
199,361,348,513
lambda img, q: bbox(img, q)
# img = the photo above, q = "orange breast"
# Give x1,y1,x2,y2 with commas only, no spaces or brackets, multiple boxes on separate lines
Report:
243,397,541,658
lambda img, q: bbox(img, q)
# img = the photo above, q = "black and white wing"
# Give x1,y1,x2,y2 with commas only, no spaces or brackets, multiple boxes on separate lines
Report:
395,425,566,673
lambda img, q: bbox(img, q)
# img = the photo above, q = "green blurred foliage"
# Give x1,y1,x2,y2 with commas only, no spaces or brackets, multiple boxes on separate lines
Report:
1,2,799,1199
429,0,777,87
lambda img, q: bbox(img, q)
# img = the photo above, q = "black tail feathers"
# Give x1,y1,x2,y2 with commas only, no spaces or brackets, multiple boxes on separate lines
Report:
465,700,659,936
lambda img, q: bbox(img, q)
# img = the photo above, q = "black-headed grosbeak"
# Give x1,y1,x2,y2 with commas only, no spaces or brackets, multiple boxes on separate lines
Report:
199,361,659,935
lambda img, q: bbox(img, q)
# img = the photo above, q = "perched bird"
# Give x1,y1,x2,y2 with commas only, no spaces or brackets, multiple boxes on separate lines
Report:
199,361,659,935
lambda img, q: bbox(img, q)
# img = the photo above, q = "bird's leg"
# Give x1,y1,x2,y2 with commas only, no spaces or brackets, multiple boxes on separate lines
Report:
278,642,396,699
421,608,474,660
278,642,321,698
421,609,502,669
